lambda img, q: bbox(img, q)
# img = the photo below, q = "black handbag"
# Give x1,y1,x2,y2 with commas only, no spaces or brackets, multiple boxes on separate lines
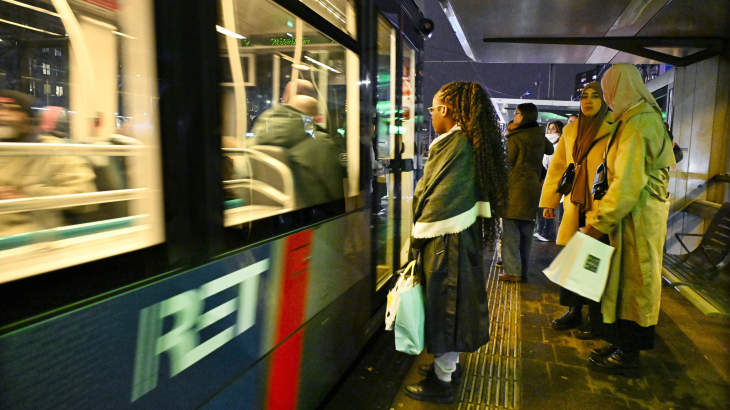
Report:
592,122,620,200
556,163,576,195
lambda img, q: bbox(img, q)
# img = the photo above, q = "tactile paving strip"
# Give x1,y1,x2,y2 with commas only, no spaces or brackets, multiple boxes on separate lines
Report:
457,256,520,410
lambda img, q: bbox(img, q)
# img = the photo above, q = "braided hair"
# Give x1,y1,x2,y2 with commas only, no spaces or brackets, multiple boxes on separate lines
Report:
437,81,510,250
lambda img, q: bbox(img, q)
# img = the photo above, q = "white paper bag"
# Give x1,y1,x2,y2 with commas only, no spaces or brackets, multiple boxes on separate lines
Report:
543,232,615,302
385,260,417,330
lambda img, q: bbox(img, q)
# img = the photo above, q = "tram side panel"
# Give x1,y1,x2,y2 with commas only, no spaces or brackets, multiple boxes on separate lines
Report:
0,210,372,410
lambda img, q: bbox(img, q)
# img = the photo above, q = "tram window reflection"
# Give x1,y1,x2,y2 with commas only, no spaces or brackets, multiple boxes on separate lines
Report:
0,0,164,283
220,0,359,228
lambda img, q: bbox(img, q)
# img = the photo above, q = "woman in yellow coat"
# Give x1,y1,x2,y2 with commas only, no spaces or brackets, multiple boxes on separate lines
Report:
539,82,614,338
582,64,675,375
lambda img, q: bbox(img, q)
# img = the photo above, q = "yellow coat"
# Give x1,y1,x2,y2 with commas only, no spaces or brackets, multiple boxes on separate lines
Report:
539,114,615,245
588,101,675,326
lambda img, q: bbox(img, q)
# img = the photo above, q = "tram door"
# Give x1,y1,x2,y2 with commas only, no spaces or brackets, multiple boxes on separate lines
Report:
373,13,418,289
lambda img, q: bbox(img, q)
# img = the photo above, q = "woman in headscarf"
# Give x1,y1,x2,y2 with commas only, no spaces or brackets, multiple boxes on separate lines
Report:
405,82,509,403
582,64,675,375
498,103,554,282
539,82,614,339
535,120,564,242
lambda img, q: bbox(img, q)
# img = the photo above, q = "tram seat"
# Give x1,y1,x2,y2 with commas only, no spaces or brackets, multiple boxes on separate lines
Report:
662,202,730,316
223,146,295,226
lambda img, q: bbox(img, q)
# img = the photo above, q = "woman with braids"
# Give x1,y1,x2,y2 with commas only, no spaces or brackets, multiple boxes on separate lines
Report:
498,103,554,282
404,82,509,404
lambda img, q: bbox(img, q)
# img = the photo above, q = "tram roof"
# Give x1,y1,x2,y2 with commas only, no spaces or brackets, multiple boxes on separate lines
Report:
440,0,730,66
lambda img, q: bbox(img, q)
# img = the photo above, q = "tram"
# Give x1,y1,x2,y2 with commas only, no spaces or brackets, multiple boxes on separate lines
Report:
0,0,431,408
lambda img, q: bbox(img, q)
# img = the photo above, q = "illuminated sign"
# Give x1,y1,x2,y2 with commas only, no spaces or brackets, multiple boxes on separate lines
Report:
271,37,311,45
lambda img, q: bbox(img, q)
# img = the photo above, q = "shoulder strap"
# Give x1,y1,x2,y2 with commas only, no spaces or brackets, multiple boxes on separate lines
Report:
602,121,623,160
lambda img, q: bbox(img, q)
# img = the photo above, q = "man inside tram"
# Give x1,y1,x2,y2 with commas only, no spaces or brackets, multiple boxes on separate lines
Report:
250,79,347,209
0,90,96,236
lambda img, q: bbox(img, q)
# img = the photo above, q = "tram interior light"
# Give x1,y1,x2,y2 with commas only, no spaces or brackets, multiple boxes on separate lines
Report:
216,25,245,39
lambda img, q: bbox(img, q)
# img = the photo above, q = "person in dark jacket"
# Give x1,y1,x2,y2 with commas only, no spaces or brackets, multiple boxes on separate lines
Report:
404,82,509,403
250,80,346,209
499,103,554,282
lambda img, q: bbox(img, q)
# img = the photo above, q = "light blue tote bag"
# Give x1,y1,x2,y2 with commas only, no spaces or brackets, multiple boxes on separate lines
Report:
394,282,425,355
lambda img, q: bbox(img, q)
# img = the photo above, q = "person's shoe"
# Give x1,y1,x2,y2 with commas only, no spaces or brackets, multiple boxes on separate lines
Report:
495,259,503,268
418,363,462,384
590,344,618,359
550,307,583,330
404,367,454,403
533,232,539,237
534,233,549,242
588,348,640,377
574,317,597,340
498,273,522,282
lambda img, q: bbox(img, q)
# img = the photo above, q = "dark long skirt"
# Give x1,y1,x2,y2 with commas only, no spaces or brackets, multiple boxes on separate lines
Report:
597,320,656,351
418,222,490,354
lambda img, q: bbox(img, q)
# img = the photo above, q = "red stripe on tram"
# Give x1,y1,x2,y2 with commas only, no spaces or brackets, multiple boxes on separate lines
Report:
266,229,313,410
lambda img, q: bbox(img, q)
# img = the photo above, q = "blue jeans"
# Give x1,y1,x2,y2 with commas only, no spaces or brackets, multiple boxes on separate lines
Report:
501,218,535,277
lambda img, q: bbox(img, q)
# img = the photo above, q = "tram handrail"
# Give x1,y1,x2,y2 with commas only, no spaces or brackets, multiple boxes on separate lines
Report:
0,189,147,215
0,142,146,156
223,179,293,208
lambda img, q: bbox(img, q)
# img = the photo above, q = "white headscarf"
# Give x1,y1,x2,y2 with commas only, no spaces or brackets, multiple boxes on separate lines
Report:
601,64,662,120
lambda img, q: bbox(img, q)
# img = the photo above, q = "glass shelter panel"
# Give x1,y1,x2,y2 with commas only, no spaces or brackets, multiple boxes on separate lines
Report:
297,0,356,39
218,0,359,228
399,40,416,265
0,0,164,283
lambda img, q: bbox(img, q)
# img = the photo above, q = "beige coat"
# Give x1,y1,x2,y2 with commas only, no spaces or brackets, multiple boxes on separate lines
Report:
588,102,675,326
0,136,97,236
539,114,615,245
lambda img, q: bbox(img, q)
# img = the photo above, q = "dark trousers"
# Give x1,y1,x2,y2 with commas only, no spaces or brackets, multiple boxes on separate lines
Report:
501,218,535,277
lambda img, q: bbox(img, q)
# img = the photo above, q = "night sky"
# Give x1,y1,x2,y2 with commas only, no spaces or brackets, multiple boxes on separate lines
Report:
417,0,599,105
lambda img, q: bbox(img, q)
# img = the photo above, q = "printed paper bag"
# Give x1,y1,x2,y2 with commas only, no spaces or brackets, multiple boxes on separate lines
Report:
394,283,425,355
385,260,417,330
543,232,615,302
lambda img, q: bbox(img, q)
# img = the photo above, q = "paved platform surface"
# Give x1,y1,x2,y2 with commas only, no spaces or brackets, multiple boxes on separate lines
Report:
321,241,730,410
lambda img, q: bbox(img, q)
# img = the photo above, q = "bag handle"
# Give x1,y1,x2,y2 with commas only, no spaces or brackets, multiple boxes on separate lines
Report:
602,121,622,160
401,260,417,278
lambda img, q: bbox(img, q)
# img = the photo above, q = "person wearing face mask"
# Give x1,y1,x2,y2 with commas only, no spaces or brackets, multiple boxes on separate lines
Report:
498,103,554,282
539,82,615,340
581,64,675,376
0,90,96,236
534,120,564,242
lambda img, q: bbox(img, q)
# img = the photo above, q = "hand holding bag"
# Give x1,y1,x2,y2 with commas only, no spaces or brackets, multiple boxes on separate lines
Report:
385,260,417,330
543,232,615,302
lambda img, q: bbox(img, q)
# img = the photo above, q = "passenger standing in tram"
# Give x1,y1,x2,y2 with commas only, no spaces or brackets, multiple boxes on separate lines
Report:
535,120,564,242
406,82,509,403
567,114,578,124
498,103,554,282
539,82,614,339
582,64,675,375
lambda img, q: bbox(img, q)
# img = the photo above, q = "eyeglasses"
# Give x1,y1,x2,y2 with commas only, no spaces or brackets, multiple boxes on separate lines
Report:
427,105,445,115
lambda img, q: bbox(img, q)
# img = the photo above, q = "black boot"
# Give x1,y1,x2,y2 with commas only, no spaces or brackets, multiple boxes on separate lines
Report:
418,362,462,384
404,366,454,403
589,344,618,359
575,317,597,340
588,348,640,377
550,306,583,330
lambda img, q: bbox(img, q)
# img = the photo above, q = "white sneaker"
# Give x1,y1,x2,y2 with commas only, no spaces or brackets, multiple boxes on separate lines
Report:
534,233,550,242
533,232,539,237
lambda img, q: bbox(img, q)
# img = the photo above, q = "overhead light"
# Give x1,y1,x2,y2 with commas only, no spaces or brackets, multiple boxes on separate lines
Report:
304,56,340,73
292,63,310,71
216,25,245,39
112,31,137,39
0,18,62,36
438,0,475,61
2,0,61,17
286,33,293,37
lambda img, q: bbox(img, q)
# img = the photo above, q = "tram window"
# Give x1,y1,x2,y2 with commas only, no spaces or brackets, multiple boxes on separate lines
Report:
0,0,164,283
219,0,360,228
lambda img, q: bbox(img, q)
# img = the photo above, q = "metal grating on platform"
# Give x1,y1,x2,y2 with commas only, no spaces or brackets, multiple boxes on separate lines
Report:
457,257,521,410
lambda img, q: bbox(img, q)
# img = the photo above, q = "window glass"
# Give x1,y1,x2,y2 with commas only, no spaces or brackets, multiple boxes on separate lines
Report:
297,0,356,39
0,0,163,282
219,0,359,228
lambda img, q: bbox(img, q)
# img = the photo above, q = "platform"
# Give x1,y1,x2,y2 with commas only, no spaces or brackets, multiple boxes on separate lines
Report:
320,241,730,410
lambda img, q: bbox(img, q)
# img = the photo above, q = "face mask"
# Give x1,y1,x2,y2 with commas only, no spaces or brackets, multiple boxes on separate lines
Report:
546,133,560,144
